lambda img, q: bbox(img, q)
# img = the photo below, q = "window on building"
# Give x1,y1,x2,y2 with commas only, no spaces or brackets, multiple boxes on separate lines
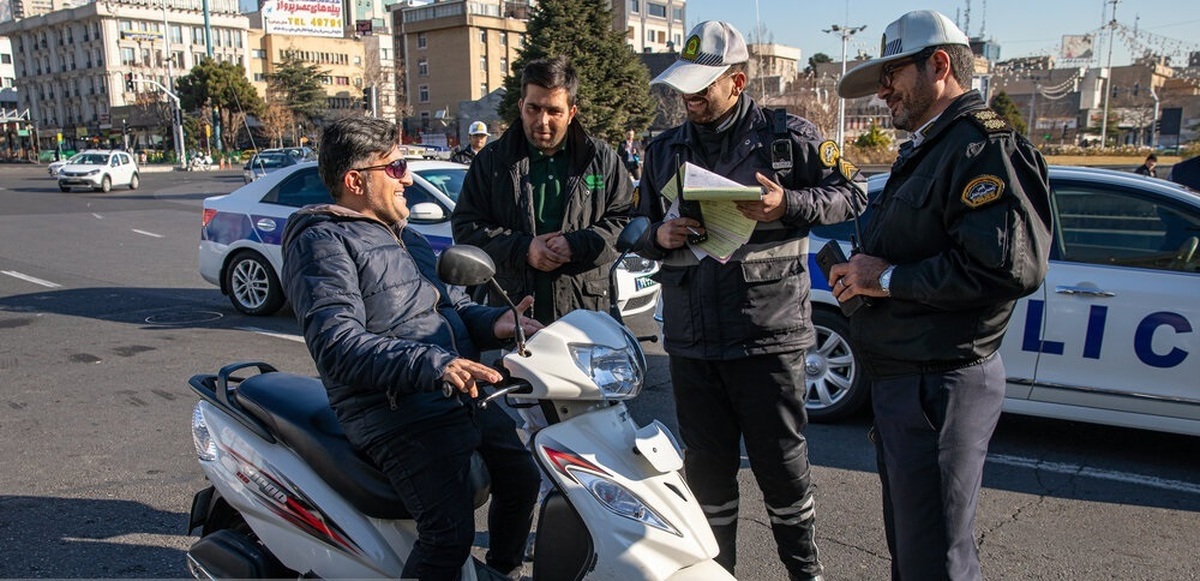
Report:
479,29,487,44
479,55,486,72
479,82,487,98
119,21,132,32
648,2,667,18
253,73,265,82
252,49,266,59
418,58,428,76
419,85,429,102
417,32,427,49
173,51,183,67
500,32,507,46
0,54,10,65
336,76,349,85
673,7,683,21
193,27,204,45
170,25,182,44
631,0,639,13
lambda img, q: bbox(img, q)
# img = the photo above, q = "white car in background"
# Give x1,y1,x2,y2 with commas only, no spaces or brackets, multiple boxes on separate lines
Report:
200,160,661,318
47,152,85,177
802,166,1200,437
56,150,140,192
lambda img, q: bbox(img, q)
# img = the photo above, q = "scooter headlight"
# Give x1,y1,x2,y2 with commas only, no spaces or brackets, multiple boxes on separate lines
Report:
569,468,679,535
191,403,217,462
568,333,644,400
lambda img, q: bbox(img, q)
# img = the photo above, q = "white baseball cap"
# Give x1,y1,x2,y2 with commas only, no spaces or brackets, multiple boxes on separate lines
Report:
837,10,970,99
652,21,749,95
468,121,488,135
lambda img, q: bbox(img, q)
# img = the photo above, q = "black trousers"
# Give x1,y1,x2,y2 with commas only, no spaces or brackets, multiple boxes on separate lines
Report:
871,355,1005,581
670,351,822,580
360,404,541,580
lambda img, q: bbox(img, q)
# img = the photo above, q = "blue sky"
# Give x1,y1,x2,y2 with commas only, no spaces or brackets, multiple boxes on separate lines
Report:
682,0,1200,67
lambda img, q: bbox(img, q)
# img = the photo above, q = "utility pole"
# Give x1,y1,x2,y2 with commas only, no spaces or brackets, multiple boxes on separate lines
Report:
1099,0,1119,148
162,0,186,169
824,23,866,152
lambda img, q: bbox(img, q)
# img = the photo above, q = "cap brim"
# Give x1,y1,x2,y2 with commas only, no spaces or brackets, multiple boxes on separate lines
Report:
652,61,731,94
836,50,920,99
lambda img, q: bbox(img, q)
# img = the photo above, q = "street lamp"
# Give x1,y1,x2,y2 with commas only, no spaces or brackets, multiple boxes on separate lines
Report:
824,23,867,152
1099,0,1119,148
162,0,186,169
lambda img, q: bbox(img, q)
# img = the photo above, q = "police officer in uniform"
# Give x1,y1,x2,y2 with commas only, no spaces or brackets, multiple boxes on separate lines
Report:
450,121,490,165
635,20,861,580
830,11,1052,580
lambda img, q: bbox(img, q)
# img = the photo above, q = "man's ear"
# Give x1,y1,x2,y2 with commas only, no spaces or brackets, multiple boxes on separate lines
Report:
341,170,362,197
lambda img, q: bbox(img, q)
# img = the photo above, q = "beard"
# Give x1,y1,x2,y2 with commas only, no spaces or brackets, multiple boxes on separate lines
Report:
891,84,936,132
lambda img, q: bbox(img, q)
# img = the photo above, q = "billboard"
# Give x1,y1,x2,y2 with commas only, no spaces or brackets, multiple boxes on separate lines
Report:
1061,35,1094,60
262,0,344,38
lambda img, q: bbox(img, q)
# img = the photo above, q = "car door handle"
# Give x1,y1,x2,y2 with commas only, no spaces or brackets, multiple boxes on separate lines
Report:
255,218,278,233
1055,285,1117,298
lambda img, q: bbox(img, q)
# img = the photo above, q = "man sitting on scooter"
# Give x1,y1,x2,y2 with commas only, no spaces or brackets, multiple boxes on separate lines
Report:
282,116,544,581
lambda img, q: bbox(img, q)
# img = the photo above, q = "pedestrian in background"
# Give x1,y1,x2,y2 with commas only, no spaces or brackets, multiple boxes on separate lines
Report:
617,128,642,180
832,10,1053,580
451,121,490,165
634,20,862,581
1135,153,1158,177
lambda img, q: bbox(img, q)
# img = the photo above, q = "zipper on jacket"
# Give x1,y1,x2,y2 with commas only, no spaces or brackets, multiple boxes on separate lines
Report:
386,386,398,411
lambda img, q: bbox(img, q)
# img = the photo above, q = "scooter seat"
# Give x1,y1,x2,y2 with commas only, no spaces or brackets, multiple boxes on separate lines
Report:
234,372,415,519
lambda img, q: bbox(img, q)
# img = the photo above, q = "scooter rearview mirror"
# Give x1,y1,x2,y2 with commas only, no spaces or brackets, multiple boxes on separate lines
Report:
437,245,496,286
615,216,650,253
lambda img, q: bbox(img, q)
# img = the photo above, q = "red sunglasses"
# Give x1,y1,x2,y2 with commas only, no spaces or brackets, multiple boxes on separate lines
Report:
352,158,408,179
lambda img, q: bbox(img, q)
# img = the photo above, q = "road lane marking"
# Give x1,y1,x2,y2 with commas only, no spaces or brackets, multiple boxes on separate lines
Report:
988,453,1200,495
132,229,164,238
1,270,62,288
235,326,305,344
92,213,103,219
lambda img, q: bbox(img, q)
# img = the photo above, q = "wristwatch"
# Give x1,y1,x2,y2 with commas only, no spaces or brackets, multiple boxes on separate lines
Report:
879,265,896,297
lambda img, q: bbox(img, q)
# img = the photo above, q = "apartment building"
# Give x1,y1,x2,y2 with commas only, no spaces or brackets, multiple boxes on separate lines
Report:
609,0,686,54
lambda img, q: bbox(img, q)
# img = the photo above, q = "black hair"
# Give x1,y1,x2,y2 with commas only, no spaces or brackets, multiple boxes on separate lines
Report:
915,44,975,91
317,116,400,198
520,55,579,106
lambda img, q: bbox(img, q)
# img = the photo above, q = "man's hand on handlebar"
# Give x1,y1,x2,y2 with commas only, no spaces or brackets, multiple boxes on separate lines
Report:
440,358,501,399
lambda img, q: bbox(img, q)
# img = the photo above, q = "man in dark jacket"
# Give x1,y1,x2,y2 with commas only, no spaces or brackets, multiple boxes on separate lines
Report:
450,121,490,165
451,55,633,324
282,117,543,581
634,21,861,581
831,10,1052,580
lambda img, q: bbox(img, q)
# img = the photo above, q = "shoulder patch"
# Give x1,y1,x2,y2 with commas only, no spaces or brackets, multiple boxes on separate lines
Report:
817,140,840,168
961,175,1005,208
970,109,1011,134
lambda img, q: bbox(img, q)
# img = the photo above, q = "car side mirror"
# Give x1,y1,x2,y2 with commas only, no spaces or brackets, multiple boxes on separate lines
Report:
409,202,447,223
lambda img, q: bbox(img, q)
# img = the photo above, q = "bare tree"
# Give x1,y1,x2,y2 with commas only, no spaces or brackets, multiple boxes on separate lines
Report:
259,101,294,149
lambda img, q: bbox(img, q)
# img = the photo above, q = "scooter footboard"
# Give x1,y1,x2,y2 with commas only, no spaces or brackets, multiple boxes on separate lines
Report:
532,404,721,579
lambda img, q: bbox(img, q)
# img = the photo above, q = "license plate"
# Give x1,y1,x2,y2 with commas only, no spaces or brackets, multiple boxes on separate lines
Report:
635,275,656,291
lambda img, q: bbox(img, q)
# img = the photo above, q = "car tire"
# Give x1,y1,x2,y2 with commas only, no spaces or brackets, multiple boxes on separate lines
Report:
224,251,285,316
805,308,870,422
97,175,111,193
129,173,140,190
59,184,70,192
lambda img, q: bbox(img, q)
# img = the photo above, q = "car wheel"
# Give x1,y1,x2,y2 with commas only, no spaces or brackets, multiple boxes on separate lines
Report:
805,308,870,422
59,184,70,192
224,251,285,316
129,173,140,190
97,175,111,193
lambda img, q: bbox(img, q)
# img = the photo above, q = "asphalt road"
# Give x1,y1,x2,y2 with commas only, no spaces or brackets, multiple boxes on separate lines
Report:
0,164,1197,579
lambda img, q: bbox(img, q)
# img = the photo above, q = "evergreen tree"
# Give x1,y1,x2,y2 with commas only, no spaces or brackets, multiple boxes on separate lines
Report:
176,59,265,151
498,0,655,143
990,91,1028,136
266,55,329,126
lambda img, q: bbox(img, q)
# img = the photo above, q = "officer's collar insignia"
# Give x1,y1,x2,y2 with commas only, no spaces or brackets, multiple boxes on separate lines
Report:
961,175,1005,208
682,36,701,61
817,140,840,168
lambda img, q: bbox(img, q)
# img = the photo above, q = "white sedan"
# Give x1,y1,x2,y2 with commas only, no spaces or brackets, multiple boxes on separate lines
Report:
802,166,1200,437
200,160,660,318
56,150,140,192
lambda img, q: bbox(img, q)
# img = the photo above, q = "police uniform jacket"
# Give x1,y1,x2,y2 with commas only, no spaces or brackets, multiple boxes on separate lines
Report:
449,145,476,165
282,206,507,433
851,90,1053,377
635,96,862,360
451,118,633,320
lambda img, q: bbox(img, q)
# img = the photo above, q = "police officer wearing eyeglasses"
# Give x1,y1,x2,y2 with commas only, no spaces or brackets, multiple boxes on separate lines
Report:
829,11,1052,580
281,116,544,580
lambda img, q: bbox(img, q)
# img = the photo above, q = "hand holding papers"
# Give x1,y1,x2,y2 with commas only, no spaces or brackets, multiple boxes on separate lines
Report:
661,163,765,262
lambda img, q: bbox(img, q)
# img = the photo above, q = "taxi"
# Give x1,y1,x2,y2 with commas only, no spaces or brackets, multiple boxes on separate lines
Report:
199,160,660,318
804,166,1200,437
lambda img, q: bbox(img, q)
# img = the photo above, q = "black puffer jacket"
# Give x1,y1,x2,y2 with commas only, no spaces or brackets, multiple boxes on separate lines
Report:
282,205,507,429
451,118,633,320
635,96,862,359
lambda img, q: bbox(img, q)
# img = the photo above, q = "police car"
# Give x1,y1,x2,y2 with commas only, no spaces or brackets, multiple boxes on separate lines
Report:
803,166,1200,437
199,160,661,318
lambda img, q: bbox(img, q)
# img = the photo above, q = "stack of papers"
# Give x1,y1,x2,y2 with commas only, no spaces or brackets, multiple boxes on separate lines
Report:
662,163,762,262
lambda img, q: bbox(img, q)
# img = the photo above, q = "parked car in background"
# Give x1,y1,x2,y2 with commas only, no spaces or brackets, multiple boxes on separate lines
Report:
57,150,140,192
243,152,299,183
260,147,317,162
800,166,1200,437
200,160,661,319
47,152,85,177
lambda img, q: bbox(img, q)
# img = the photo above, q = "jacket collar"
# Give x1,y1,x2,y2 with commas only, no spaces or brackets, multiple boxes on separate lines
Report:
498,116,595,170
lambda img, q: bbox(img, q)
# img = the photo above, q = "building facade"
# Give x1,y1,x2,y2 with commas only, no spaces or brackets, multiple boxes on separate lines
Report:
609,0,685,54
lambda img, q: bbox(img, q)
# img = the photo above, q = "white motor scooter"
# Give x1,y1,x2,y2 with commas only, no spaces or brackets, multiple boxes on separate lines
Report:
185,217,733,580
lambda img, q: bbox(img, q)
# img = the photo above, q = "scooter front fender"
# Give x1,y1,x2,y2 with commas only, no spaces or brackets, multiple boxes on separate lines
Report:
533,404,724,579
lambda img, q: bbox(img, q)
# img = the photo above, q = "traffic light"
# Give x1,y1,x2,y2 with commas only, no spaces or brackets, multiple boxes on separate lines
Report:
124,73,135,92
362,86,374,110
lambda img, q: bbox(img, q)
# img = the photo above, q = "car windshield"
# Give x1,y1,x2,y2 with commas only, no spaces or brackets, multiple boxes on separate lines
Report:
251,154,293,169
76,154,111,165
415,168,466,203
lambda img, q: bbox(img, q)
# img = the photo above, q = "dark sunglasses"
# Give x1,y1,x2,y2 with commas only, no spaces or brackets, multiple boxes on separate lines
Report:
879,49,936,89
686,72,735,98
352,158,408,179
